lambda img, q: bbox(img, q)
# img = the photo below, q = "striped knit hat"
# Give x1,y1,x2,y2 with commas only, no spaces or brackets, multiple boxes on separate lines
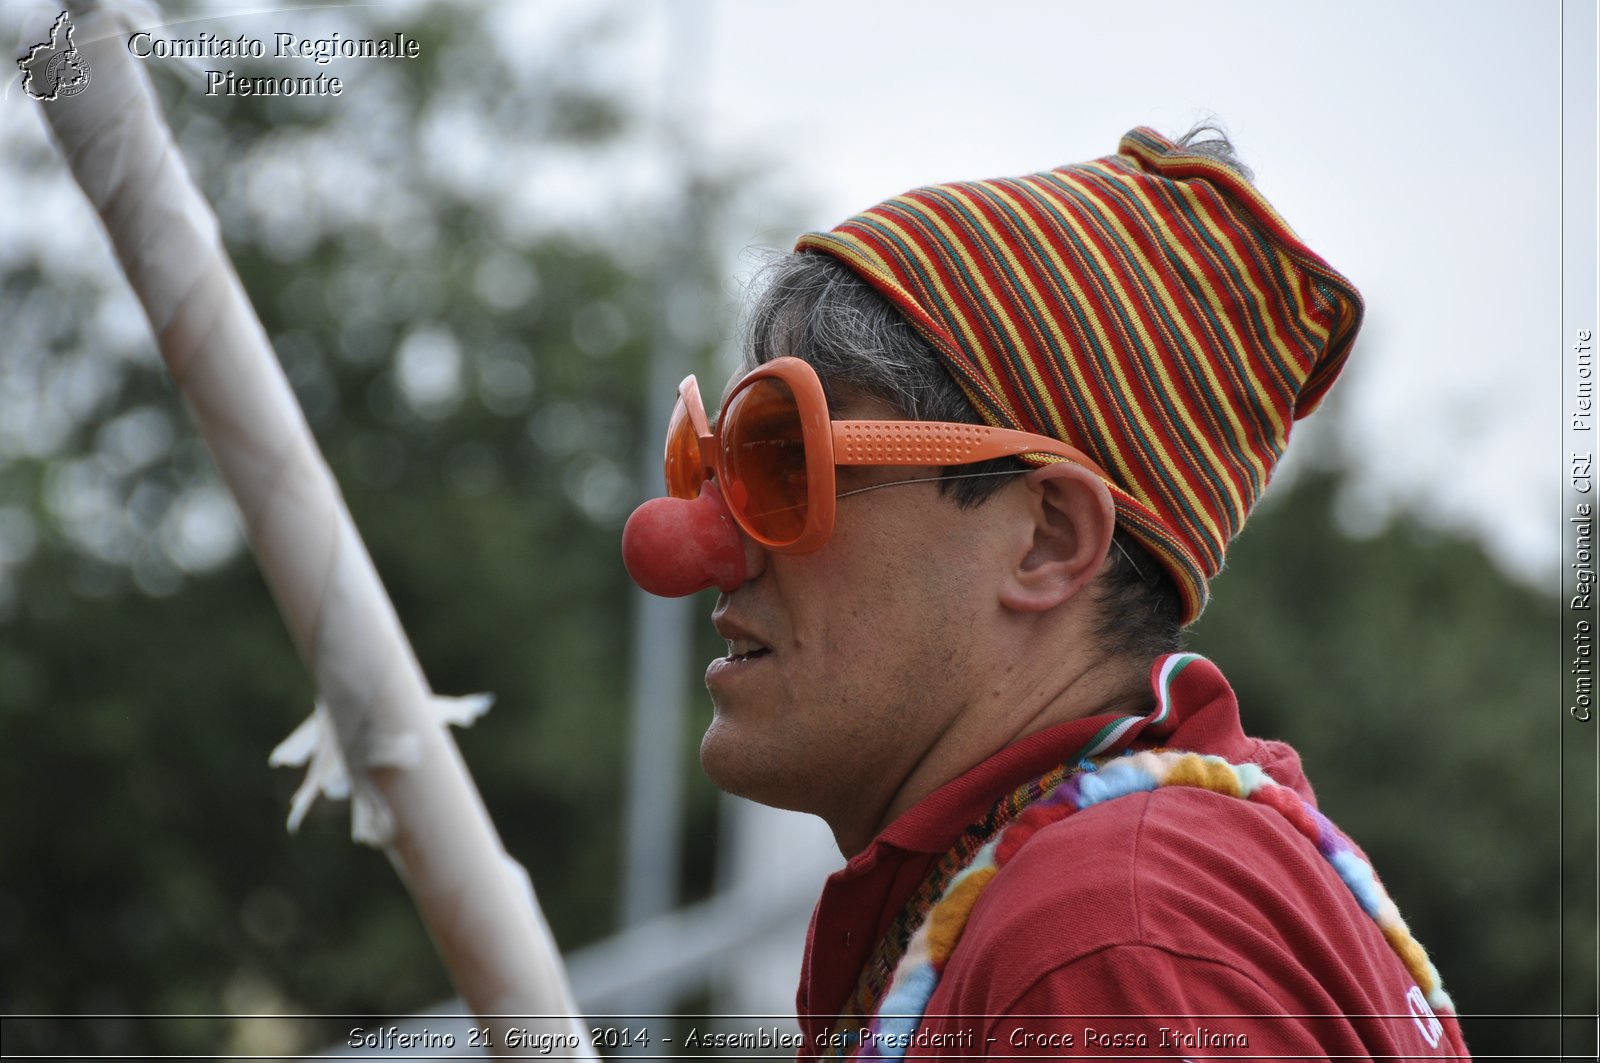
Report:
796,127,1362,624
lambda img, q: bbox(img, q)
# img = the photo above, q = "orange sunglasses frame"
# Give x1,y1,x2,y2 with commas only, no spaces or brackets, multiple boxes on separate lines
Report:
665,356,1110,553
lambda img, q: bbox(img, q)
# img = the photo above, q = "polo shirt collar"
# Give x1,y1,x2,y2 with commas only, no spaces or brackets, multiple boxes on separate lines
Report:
869,653,1236,857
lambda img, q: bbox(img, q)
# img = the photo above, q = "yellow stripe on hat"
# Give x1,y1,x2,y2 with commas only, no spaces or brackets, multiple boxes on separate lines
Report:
936,182,1080,448
872,207,1011,408
1106,169,1276,503
1039,166,1245,528
951,178,1145,494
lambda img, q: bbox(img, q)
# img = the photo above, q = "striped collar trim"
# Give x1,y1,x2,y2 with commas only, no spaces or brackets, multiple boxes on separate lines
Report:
1070,651,1198,760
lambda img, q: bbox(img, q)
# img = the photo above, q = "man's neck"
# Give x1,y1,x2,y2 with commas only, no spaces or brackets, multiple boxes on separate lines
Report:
830,642,1155,857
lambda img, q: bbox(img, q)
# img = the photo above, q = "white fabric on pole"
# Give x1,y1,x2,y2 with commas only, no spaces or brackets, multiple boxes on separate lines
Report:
36,8,593,1052
268,693,493,842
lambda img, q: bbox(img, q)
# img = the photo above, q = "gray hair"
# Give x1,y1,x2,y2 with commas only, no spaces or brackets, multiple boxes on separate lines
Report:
739,249,1183,660
1175,119,1255,181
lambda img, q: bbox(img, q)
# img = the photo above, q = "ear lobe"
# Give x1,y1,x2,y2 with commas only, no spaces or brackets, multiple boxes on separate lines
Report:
998,464,1116,613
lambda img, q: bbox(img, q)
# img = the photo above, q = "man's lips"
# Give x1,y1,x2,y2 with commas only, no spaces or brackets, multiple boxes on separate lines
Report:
705,638,770,688
723,638,771,662
710,614,772,668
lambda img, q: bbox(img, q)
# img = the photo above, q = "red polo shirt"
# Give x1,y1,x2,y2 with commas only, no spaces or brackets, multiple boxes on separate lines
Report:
797,655,1469,1059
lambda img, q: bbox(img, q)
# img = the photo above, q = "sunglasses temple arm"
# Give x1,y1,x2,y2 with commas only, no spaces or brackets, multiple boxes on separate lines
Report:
831,421,1110,480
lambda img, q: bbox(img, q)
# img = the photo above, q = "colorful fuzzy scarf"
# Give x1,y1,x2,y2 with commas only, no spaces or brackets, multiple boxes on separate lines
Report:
828,748,1456,1061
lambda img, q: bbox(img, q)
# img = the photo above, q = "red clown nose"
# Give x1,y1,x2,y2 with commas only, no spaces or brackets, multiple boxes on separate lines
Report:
622,480,748,597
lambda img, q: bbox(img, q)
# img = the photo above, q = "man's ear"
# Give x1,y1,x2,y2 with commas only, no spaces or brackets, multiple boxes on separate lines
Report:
997,463,1116,613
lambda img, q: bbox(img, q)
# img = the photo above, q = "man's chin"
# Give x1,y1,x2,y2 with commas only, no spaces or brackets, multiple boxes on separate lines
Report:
698,723,761,798
698,725,808,813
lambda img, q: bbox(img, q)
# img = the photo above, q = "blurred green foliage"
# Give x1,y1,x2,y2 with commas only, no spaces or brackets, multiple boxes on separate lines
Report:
0,3,1587,1060
1,3,734,1052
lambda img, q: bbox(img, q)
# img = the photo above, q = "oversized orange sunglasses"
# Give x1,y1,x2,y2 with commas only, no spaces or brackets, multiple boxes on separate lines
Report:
664,356,1109,552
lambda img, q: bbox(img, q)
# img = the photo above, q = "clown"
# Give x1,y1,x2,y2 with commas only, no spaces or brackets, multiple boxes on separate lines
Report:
625,127,1470,1060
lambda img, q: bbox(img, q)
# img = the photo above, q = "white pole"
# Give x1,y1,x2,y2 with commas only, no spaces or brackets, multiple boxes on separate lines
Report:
32,8,593,1055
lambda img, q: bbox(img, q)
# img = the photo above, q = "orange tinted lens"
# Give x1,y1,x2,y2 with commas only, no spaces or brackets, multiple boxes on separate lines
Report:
721,376,809,544
664,398,705,498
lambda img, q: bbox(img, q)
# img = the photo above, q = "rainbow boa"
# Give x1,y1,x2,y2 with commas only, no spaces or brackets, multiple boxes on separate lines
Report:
847,748,1455,1061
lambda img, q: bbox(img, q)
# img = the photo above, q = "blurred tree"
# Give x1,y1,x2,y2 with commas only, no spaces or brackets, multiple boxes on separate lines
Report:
0,1,741,1053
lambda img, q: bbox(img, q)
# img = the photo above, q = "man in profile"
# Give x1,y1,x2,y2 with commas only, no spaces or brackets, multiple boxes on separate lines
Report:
623,125,1469,1059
